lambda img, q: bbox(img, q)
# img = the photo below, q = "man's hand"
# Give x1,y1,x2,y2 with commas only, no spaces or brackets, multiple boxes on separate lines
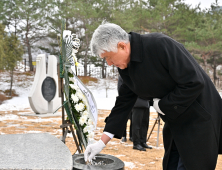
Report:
84,139,106,162
153,98,165,115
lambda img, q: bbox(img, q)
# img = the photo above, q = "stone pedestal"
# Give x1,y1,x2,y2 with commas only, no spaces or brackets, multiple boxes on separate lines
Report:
0,133,73,170
72,153,125,170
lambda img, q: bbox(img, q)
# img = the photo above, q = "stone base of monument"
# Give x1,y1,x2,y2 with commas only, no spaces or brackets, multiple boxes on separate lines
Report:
72,153,125,170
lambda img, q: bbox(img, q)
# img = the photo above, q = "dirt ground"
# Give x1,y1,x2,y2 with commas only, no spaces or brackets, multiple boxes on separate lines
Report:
0,109,222,170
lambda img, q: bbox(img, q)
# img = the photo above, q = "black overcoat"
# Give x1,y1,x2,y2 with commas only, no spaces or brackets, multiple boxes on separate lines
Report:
104,32,222,170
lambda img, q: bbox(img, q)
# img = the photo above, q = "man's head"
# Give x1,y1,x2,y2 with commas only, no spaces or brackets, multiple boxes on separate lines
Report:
90,22,131,69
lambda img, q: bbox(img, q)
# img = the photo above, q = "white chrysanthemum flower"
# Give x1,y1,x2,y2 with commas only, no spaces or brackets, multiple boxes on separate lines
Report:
71,94,79,103
87,131,94,140
69,77,75,83
83,125,94,133
75,103,85,112
82,97,88,105
87,125,94,131
82,111,88,117
76,91,84,100
69,84,74,89
83,126,88,133
87,118,94,126
69,84,79,90
79,116,87,126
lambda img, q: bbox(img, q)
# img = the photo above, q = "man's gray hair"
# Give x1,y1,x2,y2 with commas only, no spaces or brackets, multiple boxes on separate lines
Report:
90,22,129,56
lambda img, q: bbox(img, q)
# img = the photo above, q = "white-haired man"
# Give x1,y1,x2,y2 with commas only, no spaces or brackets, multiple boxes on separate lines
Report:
84,22,222,170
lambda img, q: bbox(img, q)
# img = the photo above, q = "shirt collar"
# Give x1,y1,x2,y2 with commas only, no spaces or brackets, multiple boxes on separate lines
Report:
129,32,143,62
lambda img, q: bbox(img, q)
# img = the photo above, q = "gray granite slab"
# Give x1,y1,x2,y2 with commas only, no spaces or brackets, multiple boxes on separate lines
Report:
0,133,72,170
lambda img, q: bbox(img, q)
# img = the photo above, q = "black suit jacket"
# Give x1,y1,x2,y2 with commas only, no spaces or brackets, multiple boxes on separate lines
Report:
118,75,149,108
104,32,222,170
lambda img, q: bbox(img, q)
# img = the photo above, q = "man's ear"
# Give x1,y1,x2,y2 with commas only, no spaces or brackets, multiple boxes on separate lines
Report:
117,42,126,50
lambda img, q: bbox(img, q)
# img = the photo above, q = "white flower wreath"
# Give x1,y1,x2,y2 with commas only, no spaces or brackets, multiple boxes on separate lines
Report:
69,81,95,142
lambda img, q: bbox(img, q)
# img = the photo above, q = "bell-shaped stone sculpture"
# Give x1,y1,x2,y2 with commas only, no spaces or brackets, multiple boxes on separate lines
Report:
28,54,61,114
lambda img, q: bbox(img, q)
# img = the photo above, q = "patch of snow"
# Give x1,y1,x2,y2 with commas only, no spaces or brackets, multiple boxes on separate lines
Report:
115,155,125,157
124,162,136,169
0,114,19,121
22,118,60,122
108,141,120,145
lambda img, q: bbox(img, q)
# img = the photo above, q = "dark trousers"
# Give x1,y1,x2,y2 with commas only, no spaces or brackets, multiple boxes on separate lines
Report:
167,141,186,170
123,112,132,138
132,108,150,145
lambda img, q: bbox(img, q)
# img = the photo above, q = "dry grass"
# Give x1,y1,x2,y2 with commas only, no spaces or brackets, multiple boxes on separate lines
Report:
0,109,222,169
0,93,7,105
0,71,34,103
0,89,18,104
78,76,98,85
2,89,19,97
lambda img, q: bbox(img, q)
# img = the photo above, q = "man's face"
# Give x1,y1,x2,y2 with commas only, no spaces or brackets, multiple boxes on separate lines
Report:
100,42,131,70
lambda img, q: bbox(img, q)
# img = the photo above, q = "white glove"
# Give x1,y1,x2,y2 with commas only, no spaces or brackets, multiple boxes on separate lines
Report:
153,98,165,115
84,139,106,162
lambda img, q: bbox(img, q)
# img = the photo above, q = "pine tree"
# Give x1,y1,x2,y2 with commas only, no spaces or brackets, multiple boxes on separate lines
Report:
15,0,49,71
0,0,22,36
0,24,6,70
2,31,23,96
185,1,222,85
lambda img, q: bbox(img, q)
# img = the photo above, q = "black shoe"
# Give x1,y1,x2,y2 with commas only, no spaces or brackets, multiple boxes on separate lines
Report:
129,137,133,142
141,143,152,149
121,137,127,142
133,144,146,151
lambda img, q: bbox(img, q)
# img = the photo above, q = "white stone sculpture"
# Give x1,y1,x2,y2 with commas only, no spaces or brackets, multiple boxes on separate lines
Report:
28,54,61,114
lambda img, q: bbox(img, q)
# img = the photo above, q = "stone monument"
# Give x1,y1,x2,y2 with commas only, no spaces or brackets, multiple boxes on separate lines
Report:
28,54,61,114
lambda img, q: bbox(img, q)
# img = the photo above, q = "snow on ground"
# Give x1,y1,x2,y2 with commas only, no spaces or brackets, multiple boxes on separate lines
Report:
124,162,136,169
0,71,33,111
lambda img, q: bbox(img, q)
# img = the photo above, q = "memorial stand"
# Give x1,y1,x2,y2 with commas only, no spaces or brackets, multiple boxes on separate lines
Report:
147,113,161,147
57,21,83,154
60,120,82,153
55,19,97,154
58,54,82,154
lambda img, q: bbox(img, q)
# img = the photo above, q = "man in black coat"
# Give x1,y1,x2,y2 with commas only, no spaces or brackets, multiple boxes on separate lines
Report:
118,75,152,151
84,22,222,170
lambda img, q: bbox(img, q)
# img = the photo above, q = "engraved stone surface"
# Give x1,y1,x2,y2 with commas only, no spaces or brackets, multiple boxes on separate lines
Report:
42,76,56,102
73,153,124,170
0,133,73,170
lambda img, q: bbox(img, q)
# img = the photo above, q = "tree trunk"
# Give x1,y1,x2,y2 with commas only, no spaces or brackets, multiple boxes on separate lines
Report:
25,19,33,71
113,65,115,78
26,38,33,71
213,66,217,85
201,53,208,73
213,56,217,85
84,24,89,77
106,88,108,98
83,45,88,76
84,53,88,76
9,68,14,97
102,58,106,78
